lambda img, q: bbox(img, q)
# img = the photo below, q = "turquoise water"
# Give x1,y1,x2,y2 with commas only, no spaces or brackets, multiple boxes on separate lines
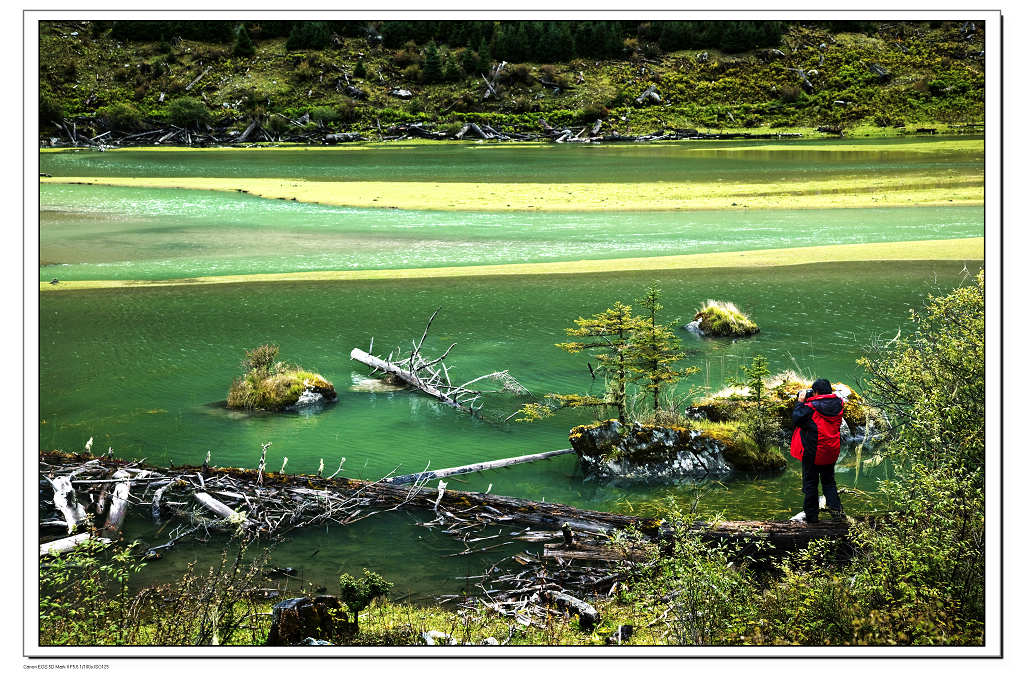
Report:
40,262,977,509
39,184,982,280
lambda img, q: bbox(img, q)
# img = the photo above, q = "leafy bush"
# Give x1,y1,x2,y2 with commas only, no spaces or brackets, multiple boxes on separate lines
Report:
294,59,317,81
95,102,144,131
164,96,211,129
40,540,145,645
338,569,393,633
40,540,276,646
402,64,423,83
394,40,422,67
242,343,279,374
353,59,367,79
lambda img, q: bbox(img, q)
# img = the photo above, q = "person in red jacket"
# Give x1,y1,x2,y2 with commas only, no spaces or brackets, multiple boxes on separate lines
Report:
791,378,845,523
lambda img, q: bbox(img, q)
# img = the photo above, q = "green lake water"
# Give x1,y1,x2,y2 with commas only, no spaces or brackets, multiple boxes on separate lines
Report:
37,141,984,599
40,183,981,279
39,136,981,183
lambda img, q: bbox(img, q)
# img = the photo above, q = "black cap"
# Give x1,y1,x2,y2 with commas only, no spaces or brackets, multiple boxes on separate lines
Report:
811,378,832,395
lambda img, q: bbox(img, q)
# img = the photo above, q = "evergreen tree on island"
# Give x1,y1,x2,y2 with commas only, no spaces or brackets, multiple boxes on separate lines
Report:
626,283,686,412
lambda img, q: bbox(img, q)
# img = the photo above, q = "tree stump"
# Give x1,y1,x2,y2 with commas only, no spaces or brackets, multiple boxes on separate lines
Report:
265,596,355,646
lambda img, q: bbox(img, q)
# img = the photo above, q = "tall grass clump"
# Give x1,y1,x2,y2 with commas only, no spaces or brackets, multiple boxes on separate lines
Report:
691,300,760,337
227,344,335,411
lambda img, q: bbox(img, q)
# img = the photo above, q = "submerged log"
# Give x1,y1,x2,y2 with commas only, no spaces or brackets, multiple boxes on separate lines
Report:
385,448,574,485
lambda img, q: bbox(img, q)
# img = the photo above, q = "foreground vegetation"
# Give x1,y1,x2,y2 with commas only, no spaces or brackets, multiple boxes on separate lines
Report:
40,19,983,141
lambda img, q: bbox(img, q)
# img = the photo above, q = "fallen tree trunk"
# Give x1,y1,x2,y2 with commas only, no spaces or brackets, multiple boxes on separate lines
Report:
351,309,528,416
351,347,467,411
385,448,574,485
41,451,853,552
40,533,111,557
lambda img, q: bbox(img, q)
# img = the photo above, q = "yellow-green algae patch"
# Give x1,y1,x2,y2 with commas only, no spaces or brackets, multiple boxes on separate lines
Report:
40,173,982,212
39,238,984,292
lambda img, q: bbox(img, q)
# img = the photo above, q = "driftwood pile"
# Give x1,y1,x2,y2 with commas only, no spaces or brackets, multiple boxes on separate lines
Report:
43,112,806,151
39,448,855,629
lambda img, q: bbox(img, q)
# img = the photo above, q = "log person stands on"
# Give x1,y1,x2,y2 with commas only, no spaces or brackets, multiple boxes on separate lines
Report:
791,378,845,523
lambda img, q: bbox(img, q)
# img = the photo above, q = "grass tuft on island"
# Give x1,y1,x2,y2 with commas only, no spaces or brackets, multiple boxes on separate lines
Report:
227,344,335,412
687,370,874,430
691,299,760,337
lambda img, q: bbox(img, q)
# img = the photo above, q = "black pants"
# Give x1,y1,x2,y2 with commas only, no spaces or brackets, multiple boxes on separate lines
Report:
801,451,842,521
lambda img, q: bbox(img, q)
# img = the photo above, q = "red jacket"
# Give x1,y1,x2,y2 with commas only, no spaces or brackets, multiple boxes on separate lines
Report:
790,393,844,464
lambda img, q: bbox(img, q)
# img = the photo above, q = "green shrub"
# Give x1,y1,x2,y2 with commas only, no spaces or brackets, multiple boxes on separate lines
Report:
242,343,279,374
394,41,422,67
308,105,338,125
403,64,423,83
353,59,367,79
95,102,144,131
267,114,290,135
164,96,211,129
338,569,393,633
294,59,317,81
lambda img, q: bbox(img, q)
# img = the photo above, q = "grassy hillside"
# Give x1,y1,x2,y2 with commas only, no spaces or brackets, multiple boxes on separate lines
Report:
39,19,985,141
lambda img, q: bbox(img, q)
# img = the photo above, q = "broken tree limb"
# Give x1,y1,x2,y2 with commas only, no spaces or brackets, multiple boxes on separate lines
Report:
351,348,467,410
386,448,574,485
101,469,131,538
47,475,87,534
351,310,527,416
185,65,212,91
193,491,249,527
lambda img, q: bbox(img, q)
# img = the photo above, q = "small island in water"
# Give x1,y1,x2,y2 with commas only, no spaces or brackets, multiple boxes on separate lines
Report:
227,344,336,411
686,300,760,338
